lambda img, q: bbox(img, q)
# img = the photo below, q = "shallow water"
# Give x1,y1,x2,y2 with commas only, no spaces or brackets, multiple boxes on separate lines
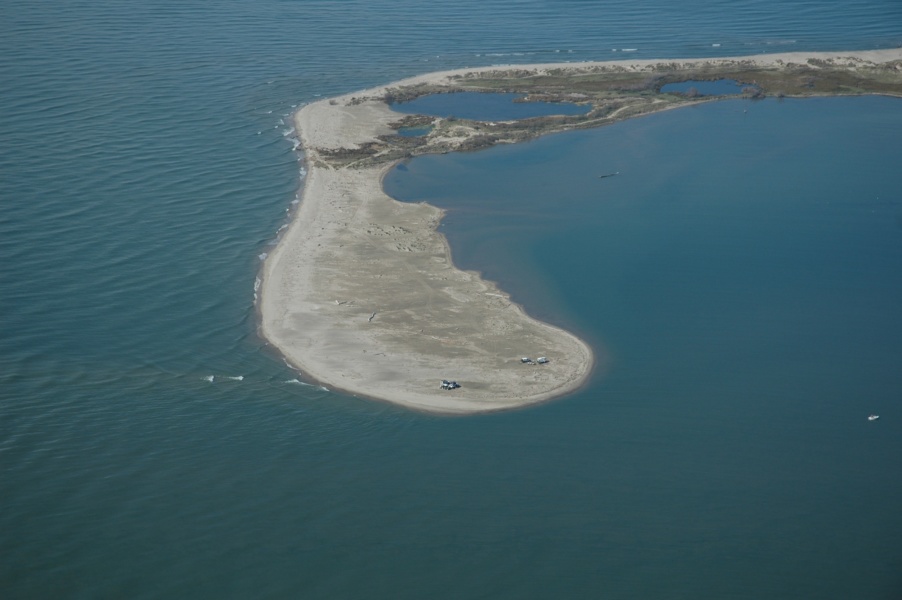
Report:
392,92,590,120
2,0,902,597
661,78,753,95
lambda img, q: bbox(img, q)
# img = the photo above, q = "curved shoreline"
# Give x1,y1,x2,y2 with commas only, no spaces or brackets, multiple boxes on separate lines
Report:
259,49,901,414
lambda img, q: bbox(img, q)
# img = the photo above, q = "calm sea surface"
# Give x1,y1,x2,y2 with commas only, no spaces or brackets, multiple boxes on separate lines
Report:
2,1,901,598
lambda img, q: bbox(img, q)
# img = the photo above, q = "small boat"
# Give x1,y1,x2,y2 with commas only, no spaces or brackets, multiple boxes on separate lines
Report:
868,414,880,421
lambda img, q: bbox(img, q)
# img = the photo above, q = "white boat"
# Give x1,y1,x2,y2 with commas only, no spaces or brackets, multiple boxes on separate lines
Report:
868,414,880,421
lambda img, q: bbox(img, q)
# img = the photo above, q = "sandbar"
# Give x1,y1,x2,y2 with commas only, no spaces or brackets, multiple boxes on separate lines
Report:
259,49,902,414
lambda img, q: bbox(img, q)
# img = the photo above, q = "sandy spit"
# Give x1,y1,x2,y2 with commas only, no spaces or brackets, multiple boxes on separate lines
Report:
260,49,901,414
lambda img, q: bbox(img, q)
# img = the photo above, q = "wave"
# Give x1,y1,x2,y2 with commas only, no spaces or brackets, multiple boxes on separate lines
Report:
203,374,244,382
476,52,538,57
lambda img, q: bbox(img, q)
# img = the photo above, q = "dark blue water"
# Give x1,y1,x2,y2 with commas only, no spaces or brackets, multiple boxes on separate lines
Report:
392,92,590,120
2,0,902,597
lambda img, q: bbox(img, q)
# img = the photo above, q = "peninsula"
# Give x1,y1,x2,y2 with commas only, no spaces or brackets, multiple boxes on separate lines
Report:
260,49,902,414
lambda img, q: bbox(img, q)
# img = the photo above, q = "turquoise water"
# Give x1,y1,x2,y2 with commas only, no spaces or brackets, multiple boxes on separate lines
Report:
2,0,902,597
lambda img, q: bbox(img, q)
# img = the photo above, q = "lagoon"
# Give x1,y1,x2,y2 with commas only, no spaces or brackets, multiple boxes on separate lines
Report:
661,78,755,95
392,91,591,120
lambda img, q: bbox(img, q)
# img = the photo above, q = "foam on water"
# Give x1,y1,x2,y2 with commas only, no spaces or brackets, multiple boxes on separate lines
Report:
203,374,245,382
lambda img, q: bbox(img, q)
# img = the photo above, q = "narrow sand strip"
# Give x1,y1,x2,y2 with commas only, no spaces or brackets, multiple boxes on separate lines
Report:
260,49,901,414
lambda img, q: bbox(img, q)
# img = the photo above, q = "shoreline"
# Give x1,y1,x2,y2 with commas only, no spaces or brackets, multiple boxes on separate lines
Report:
259,49,901,414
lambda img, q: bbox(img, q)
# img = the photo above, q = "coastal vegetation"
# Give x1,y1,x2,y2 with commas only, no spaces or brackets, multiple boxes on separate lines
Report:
321,56,902,169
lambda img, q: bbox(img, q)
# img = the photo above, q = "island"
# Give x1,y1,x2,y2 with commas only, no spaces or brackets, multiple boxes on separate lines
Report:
259,49,902,414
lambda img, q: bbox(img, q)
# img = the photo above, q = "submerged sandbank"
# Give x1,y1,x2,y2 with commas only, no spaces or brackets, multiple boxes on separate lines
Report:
259,49,901,414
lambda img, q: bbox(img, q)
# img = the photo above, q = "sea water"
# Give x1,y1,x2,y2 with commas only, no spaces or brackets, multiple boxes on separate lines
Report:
386,96,902,596
2,0,902,597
